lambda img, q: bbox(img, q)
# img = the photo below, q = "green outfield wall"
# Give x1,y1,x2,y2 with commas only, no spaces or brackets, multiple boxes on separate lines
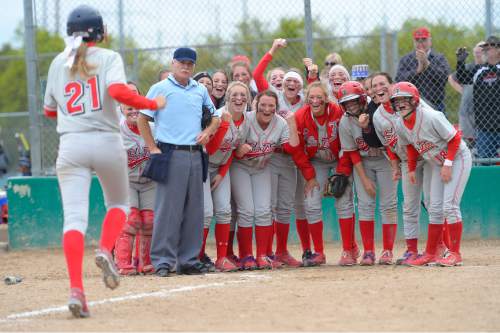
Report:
6,166,500,249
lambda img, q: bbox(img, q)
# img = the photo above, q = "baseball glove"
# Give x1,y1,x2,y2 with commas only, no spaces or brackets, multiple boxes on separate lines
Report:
324,174,349,198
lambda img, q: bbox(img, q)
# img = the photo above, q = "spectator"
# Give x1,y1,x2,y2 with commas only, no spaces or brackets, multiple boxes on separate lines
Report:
448,41,485,144
456,35,500,163
138,47,220,277
320,52,343,83
396,27,451,112
0,143,8,175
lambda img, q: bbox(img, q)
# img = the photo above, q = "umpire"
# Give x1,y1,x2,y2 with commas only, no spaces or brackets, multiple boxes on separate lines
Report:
138,47,220,276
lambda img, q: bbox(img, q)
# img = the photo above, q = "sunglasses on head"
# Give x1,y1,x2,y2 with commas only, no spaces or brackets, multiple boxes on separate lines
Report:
325,61,337,66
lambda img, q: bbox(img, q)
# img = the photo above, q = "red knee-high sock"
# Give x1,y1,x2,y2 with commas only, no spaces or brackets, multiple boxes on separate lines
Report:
443,219,451,249
99,208,126,252
266,220,276,256
215,224,230,260
309,221,324,254
199,227,209,258
351,214,358,250
382,224,397,251
275,221,290,255
339,218,353,251
296,218,311,251
227,230,236,257
359,220,375,252
426,224,443,255
406,238,418,253
255,225,272,257
63,230,85,290
237,226,253,258
447,221,463,253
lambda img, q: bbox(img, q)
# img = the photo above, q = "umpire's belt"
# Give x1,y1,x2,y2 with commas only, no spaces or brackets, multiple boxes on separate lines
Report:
158,142,202,153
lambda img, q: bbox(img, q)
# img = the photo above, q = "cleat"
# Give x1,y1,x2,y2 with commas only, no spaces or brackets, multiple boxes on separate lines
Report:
68,288,90,318
360,251,376,266
240,256,258,271
227,254,241,269
302,249,318,267
118,264,137,276
436,243,449,258
95,249,120,290
310,252,326,266
437,251,463,267
200,253,216,273
275,251,302,268
215,257,239,272
338,250,356,266
351,242,360,261
378,250,394,265
406,252,437,267
256,255,273,269
396,251,419,265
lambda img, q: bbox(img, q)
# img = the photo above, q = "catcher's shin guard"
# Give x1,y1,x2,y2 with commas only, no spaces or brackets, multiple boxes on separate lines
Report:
138,210,154,274
114,208,140,275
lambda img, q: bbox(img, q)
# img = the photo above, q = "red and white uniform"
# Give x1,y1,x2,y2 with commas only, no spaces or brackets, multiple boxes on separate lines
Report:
373,102,429,243
230,110,291,262
292,102,354,256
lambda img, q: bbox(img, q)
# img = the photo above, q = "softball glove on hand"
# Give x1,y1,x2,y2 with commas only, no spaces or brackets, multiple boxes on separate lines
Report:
324,174,349,198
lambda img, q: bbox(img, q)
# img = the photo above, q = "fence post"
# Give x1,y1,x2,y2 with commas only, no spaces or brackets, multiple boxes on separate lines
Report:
118,0,125,56
485,0,492,37
132,48,139,83
304,0,314,59
391,31,399,78
23,0,42,176
380,25,388,72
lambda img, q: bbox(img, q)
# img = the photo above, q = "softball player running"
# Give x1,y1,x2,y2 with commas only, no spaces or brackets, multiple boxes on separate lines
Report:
291,82,357,266
201,81,250,272
391,82,471,267
231,90,299,270
253,38,305,267
43,5,165,318
338,81,398,266
114,86,156,275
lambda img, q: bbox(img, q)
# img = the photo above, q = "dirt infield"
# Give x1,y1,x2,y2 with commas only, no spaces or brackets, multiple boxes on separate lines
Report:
1,240,500,332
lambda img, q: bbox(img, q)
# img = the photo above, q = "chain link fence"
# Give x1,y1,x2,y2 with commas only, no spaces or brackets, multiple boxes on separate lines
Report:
0,0,498,176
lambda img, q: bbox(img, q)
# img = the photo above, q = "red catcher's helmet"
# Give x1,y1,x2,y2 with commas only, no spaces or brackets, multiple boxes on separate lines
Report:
390,82,420,106
337,81,367,107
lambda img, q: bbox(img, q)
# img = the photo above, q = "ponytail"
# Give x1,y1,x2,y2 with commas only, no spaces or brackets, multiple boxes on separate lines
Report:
70,43,96,78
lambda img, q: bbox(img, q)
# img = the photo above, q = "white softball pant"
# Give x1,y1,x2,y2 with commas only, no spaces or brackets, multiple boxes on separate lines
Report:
400,159,430,239
56,131,129,235
427,148,472,225
353,156,397,224
230,162,272,228
296,159,354,224
203,167,232,228
129,180,156,210
270,153,299,224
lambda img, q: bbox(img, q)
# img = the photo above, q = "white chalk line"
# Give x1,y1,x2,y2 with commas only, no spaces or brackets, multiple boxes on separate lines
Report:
0,273,271,323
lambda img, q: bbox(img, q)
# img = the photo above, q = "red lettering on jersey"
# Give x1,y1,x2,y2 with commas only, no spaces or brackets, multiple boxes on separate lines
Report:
127,146,150,169
383,128,398,148
87,76,101,111
415,140,436,154
355,136,370,151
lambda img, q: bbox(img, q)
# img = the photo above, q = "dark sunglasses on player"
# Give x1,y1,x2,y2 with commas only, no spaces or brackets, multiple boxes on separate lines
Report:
324,61,337,66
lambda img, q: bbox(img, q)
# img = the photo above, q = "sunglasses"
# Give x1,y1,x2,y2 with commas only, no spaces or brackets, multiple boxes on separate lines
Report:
325,61,337,66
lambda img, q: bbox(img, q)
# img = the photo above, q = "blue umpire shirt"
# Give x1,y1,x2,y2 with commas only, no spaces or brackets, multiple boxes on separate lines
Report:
141,74,219,145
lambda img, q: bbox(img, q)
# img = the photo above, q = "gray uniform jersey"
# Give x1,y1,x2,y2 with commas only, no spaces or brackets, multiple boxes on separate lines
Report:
313,118,335,162
120,119,154,184
373,104,407,160
396,103,467,166
339,115,385,157
44,47,126,134
209,106,243,168
236,111,289,170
